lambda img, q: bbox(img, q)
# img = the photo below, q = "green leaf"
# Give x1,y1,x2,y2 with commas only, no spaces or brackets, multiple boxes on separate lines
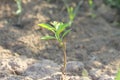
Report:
55,33,61,42
41,35,55,40
50,21,61,30
67,7,75,21
15,0,22,15
61,29,71,39
115,69,120,80
57,23,70,34
38,23,55,33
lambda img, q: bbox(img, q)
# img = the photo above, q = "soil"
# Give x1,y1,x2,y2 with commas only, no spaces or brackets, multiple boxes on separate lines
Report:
0,0,120,80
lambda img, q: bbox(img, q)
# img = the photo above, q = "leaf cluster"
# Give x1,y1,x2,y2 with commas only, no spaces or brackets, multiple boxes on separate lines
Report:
38,21,71,44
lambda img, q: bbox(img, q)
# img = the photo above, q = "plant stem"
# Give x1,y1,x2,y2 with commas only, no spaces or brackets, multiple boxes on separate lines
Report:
61,41,67,75
15,0,22,15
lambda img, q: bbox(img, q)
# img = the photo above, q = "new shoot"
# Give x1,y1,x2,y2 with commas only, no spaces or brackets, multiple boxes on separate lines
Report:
38,21,71,75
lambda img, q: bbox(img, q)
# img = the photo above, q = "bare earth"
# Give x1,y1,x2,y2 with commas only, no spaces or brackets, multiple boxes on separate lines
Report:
0,0,120,80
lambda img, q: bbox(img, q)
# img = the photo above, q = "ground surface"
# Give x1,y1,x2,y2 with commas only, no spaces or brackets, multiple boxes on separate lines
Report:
0,0,120,80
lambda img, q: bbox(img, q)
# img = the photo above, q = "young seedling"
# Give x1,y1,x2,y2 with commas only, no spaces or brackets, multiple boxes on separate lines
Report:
88,0,96,18
15,0,22,15
13,0,23,28
62,0,83,25
38,21,71,75
68,1,82,25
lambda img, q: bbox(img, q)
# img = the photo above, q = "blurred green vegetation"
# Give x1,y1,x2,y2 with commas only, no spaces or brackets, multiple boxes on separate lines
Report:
15,0,22,15
104,0,120,9
115,68,120,80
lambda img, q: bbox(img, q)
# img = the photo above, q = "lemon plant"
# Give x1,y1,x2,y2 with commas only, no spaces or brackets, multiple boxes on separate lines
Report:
38,21,71,74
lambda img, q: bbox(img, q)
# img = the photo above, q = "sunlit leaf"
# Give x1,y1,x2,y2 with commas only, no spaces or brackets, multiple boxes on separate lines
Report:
39,21,71,44
57,23,70,34
38,23,55,32
67,7,75,21
15,0,22,15
50,21,61,30
55,33,61,42
41,35,55,40
61,29,71,39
